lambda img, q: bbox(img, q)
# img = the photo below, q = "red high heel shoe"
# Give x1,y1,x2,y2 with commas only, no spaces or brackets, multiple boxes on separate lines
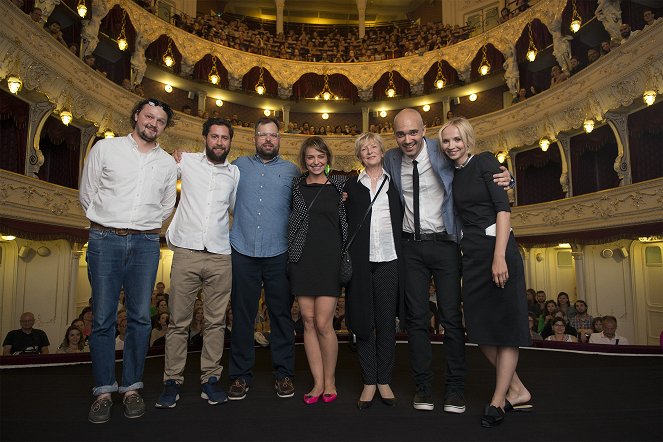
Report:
303,393,322,405
322,393,337,403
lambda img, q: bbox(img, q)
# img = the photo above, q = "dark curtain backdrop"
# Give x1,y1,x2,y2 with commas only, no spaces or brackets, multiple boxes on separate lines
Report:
0,91,29,174
515,19,553,63
570,124,619,196
146,35,183,74
515,146,564,205
372,70,411,100
241,66,278,96
292,73,359,103
423,60,460,93
561,0,599,35
469,44,505,82
38,117,81,190
99,5,136,53
514,19,554,94
628,101,663,183
193,54,229,88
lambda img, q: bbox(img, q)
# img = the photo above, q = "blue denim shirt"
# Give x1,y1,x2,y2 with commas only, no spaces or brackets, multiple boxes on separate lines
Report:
230,154,300,257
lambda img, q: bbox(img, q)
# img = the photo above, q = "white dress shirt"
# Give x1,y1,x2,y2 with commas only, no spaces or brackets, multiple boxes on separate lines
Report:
589,332,630,345
400,140,447,233
79,134,177,230
167,152,240,255
357,169,397,262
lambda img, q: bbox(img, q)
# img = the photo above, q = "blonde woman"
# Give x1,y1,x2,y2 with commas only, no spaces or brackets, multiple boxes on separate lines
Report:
439,117,530,427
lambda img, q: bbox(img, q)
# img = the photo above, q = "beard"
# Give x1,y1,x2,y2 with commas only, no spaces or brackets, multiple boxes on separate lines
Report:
256,142,279,161
137,126,158,142
206,144,229,164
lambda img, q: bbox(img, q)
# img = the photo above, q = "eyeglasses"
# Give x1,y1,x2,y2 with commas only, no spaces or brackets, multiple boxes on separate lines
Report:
395,129,421,139
257,132,279,139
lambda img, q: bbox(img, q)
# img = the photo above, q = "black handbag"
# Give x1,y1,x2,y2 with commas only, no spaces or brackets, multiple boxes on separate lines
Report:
340,176,388,286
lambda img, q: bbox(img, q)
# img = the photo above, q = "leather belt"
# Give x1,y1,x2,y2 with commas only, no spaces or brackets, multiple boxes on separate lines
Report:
401,231,457,242
90,221,160,236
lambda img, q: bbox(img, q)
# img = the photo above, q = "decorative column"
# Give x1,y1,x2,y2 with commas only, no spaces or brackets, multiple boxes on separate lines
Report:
571,245,586,302
196,90,207,116
80,126,98,176
356,0,367,39
442,96,451,121
281,104,290,127
131,32,151,86
409,79,423,96
595,0,622,43
228,73,243,91
69,243,85,324
278,84,293,100
275,0,285,35
502,44,519,96
81,1,111,57
556,134,571,197
605,112,631,186
25,101,55,178
361,107,369,133
358,87,373,102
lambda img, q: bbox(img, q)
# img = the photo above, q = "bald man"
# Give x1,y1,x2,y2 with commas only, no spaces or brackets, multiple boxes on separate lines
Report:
383,109,512,413
2,312,50,355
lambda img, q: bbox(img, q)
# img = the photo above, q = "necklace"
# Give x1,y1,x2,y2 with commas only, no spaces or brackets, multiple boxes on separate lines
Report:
366,169,383,181
454,154,472,169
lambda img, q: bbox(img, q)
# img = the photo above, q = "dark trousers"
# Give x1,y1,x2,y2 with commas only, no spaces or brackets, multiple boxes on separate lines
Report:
229,249,294,383
356,260,398,385
402,238,466,394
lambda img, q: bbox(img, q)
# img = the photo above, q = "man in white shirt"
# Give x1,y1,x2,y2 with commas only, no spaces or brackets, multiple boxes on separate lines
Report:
79,98,177,424
589,315,630,345
156,118,239,409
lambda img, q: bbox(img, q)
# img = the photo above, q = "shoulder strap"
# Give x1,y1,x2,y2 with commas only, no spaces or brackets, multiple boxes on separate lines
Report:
344,175,388,251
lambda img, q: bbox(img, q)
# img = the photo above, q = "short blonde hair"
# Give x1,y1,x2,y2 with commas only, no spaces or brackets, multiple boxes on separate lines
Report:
354,132,385,161
438,117,476,153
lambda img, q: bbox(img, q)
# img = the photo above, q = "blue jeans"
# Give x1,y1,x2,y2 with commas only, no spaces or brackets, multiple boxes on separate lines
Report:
86,228,160,396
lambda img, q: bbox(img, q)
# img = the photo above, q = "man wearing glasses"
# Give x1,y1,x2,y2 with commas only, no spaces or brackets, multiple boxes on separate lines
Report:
383,109,512,413
80,98,177,423
227,117,300,400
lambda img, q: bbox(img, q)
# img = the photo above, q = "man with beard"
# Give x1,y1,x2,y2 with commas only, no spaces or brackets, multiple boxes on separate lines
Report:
80,98,177,423
227,117,300,400
156,118,240,409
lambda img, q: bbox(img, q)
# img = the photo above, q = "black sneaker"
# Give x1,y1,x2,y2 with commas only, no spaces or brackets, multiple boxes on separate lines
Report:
443,389,466,414
228,378,249,401
123,393,146,419
155,380,181,409
275,377,295,398
413,391,434,411
88,396,113,424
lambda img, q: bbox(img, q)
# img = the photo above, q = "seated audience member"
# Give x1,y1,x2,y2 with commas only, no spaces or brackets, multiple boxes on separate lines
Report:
151,299,169,327
79,307,93,340
545,317,578,343
528,312,542,341
525,289,536,309
46,21,67,46
155,281,169,300
29,7,42,23
567,56,582,75
498,7,511,24
57,326,87,353
538,300,558,333
83,54,106,76
115,315,127,350
333,296,346,331
620,23,635,43
599,41,611,56
292,299,304,336
592,316,603,334
589,315,629,345
586,48,600,65
556,292,576,319
541,312,577,340
194,297,204,311
512,88,528,104
150,313,169,347
550,65,568,87
446,110,454,120
2,312,50,355
643,9,660,28
570,300,593,342
530,290,546,316
181,104,192,115
189,307,205,346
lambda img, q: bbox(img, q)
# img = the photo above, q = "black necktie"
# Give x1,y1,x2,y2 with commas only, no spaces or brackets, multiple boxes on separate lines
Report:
412,160,420,237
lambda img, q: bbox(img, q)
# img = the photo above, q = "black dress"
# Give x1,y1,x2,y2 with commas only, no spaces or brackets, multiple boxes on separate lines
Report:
453,152,530,347
289,183,343,297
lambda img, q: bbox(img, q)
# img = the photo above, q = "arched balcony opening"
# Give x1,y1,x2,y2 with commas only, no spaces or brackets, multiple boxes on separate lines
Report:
372,71,410,100
515,18,554,96
469,43,505,82
37,116,81,190
570,123,620,196
241,66,278,97
628,101,663,184
0,90,29,174
146,34,183,74
422,60,460,94
292,73,359,103
96,5,135,84
192,54,229,88
515,146,564,205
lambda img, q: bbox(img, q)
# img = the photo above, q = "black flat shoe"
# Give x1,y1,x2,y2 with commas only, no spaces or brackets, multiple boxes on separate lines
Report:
357,400,373,410
481,405,505,428
504,399,533,413
380,397,397,407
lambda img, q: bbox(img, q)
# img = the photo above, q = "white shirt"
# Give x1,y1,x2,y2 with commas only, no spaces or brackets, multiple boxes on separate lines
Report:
589,332,629,345
79,134,177,229
400,140,446,233
357,169,397,262
167,152,240,255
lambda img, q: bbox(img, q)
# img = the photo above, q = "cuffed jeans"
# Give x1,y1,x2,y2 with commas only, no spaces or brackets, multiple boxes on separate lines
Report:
86,228,160,396
229,249,294,384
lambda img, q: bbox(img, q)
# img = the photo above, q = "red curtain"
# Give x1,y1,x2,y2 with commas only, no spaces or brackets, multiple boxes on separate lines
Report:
628,101,663,183
38,117,81,190
570,124,619,196
0,91,29,174
193,54,229,88
423,60,460,93
292,73,359,103
515,146,564,205
515,19,553,64
99,5,136,53
146,35,183,74
241,66,278,96
469,44,505,82
372,71,411,100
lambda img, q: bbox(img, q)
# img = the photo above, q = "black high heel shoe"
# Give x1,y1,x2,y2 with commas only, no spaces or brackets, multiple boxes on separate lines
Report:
357,399,373,409
481,405,505,428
